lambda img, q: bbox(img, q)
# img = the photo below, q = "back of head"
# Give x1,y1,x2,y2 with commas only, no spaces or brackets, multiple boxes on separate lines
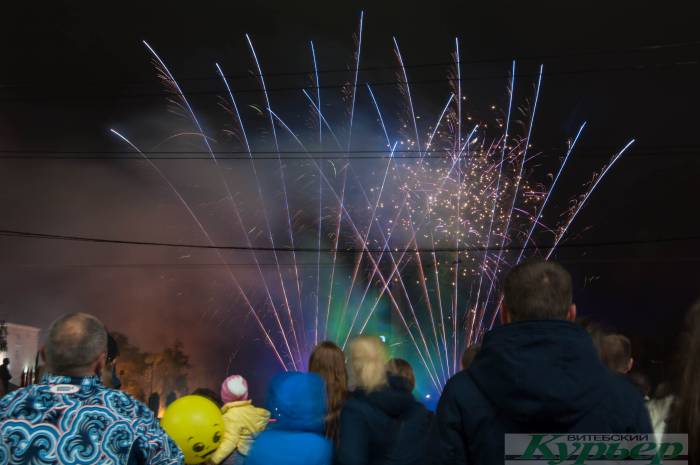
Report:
309,341,347,439
386,358,415,392
267,371,326,433
309,341,348,396
348,335,388,393
600,334,632,373
44,312,107,376
503,260,573,321
460,346,480,371
220,375,249,404
668,300,700,461
193,387,223,407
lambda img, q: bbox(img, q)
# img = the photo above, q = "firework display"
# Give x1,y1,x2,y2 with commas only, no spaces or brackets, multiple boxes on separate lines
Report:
112,12,633,393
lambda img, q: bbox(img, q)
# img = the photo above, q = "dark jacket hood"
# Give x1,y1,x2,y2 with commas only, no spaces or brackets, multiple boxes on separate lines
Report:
266,371,326,433
357,375,416,418
469,320,609,428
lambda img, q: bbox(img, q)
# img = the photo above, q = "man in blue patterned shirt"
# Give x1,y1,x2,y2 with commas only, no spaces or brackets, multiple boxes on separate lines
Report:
0,313,184,465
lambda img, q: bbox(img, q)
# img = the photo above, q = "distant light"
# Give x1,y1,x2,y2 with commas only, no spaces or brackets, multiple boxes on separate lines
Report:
379,335,386,343
425,394,431,399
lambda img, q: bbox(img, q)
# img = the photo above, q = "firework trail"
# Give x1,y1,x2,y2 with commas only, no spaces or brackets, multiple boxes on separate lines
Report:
246,33,306,367
115,13,633,393
310,40,323,347
215,61,301,369
109,129,288,370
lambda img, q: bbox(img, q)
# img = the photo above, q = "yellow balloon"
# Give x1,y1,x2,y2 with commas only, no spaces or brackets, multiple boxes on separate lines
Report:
161,395,224,464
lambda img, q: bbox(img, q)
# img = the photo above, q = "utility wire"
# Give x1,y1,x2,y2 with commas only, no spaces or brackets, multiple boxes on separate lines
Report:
1,228,699,253
3,255,700,268
0,146,698,160
1,39,698,88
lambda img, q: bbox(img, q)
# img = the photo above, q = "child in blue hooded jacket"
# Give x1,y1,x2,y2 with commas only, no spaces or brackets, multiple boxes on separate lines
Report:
246,372,332,465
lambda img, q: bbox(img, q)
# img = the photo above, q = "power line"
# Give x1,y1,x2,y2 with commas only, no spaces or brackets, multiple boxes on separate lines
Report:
1,228,699,253
1,61,697,104
0,153,697,161
0,146,698,160
3,255,700,269
1,39,698,89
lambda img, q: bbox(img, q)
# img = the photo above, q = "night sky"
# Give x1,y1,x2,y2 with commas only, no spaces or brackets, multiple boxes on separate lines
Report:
1,1,698,396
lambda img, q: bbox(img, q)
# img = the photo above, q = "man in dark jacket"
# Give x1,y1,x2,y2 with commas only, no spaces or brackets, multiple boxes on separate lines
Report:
432,260,652,465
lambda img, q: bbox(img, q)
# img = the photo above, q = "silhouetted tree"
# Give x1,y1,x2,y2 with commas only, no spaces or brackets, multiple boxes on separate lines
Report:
108,333,191,405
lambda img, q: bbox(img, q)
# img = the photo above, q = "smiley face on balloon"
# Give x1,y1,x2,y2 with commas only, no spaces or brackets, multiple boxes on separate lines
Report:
184,420,222,461
161,395,224,464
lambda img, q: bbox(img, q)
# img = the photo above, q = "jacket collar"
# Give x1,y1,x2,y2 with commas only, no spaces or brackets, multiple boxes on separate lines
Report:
222,399,253,413
41,373,103,388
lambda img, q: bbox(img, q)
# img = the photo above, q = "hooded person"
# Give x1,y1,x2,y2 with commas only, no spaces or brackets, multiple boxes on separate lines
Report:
431,260,652,465
209,375,270,465
246,372,332,465
335,336,431,465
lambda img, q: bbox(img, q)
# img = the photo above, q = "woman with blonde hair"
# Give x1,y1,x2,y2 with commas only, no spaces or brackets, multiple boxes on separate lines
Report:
308,341,348,442
347,335,388,391
336,336,431,465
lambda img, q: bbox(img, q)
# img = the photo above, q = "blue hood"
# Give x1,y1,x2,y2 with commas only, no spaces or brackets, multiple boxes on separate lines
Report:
469,320,608,428
266,372,327,433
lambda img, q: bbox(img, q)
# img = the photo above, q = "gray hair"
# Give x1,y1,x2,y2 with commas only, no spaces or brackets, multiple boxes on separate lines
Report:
503,260,573,321
44,313,108,374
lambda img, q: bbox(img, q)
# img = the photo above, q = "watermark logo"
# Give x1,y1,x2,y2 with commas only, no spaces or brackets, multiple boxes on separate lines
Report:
505,434,688,464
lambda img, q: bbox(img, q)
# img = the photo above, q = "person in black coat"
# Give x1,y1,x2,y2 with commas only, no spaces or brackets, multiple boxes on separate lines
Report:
431,260,653,465
336,336,431,465
0,358,11,395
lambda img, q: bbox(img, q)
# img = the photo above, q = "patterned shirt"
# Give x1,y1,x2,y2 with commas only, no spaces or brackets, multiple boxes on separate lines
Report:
0,374,184,465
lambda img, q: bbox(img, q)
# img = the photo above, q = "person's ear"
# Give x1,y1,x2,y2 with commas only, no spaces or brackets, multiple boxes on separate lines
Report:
566,303,577,322
626,358,634,374
500,302,511,325
93,352,107,376
39,347,46,362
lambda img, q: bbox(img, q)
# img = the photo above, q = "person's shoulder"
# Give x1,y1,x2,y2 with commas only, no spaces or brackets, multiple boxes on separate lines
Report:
294,431,332,455
0,386,31,412
98,388,156,422
224,402,270,420
442,369,477,397
437,369,487,414
0,384,47,410
406,399,433,424
250,431,331,464
237,401,269,415
607,372,646,404
447,369,473,385
343,392,367,408
340,394,377,424
597,372,648,423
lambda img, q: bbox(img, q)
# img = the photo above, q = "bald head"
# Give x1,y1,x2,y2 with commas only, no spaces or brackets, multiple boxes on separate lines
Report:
44,313,107,376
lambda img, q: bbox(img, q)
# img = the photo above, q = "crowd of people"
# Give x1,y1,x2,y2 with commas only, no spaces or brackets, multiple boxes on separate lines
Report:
0,260,697,464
